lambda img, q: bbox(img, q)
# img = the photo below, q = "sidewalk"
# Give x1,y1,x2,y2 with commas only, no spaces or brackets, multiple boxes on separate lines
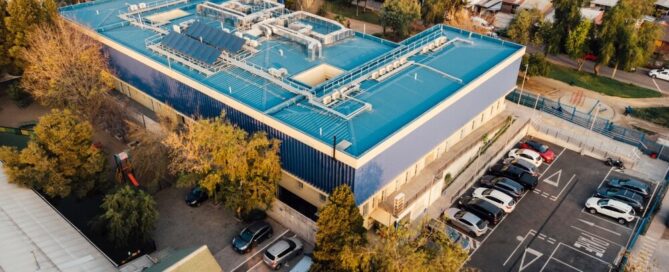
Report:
629,187,669,271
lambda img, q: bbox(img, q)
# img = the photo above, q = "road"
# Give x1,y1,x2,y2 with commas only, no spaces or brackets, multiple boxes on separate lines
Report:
526,46,669,95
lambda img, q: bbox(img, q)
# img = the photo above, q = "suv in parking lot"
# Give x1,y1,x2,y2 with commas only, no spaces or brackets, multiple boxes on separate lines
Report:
472,188,517,213
232,221,273,253
479,175,525,199
585,197,636,224
443,207,489,237
263,237,303,270
503,158,539,176
607,178,650,198
519,140,555,163
458,196,505,225
508,148,543,168
427,218,479,251
488,164,538,189
595,187,645,212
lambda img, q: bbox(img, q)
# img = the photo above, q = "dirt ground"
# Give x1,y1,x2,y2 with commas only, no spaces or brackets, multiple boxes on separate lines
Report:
522,74,669,138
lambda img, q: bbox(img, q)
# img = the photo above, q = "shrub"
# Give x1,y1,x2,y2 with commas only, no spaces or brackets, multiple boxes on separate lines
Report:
522,53,551,77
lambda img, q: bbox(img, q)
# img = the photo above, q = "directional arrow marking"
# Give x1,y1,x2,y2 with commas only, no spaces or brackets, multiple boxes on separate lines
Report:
519,248,543,271
543,169,562,187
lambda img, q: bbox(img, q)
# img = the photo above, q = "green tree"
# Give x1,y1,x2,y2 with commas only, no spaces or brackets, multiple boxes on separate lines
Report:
507,8,543,46
99,185,158,247
0,109,106,198
521,53,551,78
565,19,592,71
312,185,366,271
340,224,469,272
598,0,660,77
4,0,57,70
550,0,588,54
421,0,446,25
0,0,12,74
380,0,420,39
164,115,281,217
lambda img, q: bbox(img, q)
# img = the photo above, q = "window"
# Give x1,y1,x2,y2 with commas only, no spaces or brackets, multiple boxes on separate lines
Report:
481,112,485,123
319,194,327,202
297,181,304,190
362,203,369,216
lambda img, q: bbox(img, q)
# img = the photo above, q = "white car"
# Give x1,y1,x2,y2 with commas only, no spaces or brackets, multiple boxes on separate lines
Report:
472,188,517,213
585,197,636,224
443,208,490,237
649,68,669,81
508,148,543,168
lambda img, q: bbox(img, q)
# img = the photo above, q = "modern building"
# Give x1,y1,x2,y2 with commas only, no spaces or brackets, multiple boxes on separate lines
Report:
61,0,523,228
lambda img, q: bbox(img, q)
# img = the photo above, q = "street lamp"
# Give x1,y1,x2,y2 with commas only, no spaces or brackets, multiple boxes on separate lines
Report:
517,63,529,105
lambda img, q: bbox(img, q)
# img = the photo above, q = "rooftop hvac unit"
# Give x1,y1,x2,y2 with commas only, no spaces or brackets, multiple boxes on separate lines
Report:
278,68,288,76
400,57,408,64
379,67,387,75
393,193,406,215
421,46,429,54
172,25,181,33
323,96,332,105
332,91,341,100
128,4,139,11
138,2,147,9
386,64,394,72
371,72,379,79
393,61,400,68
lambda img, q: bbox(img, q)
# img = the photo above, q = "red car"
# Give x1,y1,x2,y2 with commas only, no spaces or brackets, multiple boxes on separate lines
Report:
583,53,598,61
519,140,555,163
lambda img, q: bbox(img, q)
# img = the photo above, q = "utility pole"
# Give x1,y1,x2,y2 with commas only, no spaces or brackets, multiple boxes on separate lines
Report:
518,63,529,105
590,104,601,131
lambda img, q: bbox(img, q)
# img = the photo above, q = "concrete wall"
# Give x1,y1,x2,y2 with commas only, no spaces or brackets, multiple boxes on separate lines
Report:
353,58,522,204
267,200,317,244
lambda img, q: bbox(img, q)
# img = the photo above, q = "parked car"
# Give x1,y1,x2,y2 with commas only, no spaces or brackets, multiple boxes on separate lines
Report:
583,53,598,61
503,157,539,176
488,164,539,189
232,221,273,253
479,175,525,200
457,196,505,225
472,187,517,213
585,197,636,224
595,186,645,212
649,68,669,81
508,148,543,168
427,218,479,251
185,186,208,207
607,178,651,198
443,207,489,237
263,237,303,270
519,140,555,163
289,255,313,272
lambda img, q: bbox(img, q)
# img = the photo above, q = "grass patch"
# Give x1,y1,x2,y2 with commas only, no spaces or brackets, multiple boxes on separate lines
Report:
546,64,662,98
631,107,669,128
323,2,381,25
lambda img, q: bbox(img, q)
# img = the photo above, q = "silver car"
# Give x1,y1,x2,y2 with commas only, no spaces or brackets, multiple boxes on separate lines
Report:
503,157,538,176
263,237,303,270
444,207,489,237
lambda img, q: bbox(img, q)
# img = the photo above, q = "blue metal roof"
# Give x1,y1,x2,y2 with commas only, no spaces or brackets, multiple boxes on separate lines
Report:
60,0,523,158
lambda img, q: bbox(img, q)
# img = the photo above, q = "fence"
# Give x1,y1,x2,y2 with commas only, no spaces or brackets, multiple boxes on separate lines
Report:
506,90,669,161
266,200,317,244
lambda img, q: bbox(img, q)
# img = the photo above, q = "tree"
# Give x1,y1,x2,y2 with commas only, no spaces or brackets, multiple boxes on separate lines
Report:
422,0,446,25
129,130,172,193
164,114,281,217
99,185,158,247
598,0,660,77
380,0,420,39
0,0,12,74
340,224,469,272
521,53,551,78
565,19,592,71
4,0,57,70
507,8,543,46
0,109,106,198
312,185,366,271
550,0,588,53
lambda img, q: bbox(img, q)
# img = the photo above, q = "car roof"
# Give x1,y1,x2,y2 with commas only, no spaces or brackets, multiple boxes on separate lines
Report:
480,188,513,202
247,221,270,232
290,256,313,272
267,239,291,256
619,178,647,187
461,211,483,223
518,148,541,158
603,199,633,212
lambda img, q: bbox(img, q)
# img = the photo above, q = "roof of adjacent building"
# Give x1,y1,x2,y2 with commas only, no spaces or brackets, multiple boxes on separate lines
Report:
144,246,222,272
61,0,522,158
0,164,117,272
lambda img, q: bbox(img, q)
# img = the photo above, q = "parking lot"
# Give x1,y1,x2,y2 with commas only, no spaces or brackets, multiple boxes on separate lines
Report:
463,140,659,272
153,187,313,272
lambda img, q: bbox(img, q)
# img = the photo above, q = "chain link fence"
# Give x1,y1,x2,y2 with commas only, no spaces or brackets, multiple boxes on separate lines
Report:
507,90,669,161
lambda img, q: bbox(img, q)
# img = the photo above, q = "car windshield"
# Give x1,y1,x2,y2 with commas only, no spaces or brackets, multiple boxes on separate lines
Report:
476,219,488,229
482,189,493,196
264,251,276,260
454,210,466,219
597,199,609,206
240,229,254,242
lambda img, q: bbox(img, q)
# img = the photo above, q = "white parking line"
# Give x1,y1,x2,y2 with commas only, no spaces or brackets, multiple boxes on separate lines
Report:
549,257,584,272
576,219,622,237
558,242,613,266
597,167,614,190
230,229,290,272
652,78,663,93
579,208,633,231
550,174,576,201
245,260,263,272
503,229,537,266
539,245,561,272
641,182,660,218
539,147,566,178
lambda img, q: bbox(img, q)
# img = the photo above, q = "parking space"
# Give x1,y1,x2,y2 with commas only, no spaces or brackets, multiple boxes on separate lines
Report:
459,140,659,272
153,187,313,272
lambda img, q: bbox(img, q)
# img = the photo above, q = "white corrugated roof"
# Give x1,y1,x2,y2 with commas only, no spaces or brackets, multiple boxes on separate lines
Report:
0,164,117,272
658,0,669,8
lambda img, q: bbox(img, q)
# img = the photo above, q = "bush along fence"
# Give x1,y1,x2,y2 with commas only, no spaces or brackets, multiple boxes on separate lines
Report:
506,90,669,162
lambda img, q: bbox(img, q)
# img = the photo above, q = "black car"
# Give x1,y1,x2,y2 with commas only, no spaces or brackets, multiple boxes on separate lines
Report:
457,196,505,225
479,175,525,199
607,178,651,198
232,221,273,253
185,186,208,207
488,164,538,189
596,186,645,212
